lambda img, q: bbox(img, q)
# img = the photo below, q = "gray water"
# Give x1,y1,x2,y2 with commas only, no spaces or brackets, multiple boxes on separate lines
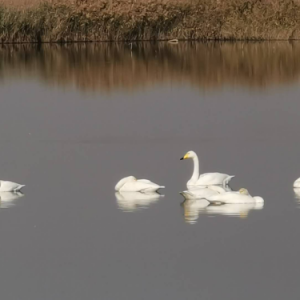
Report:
1,42,300,300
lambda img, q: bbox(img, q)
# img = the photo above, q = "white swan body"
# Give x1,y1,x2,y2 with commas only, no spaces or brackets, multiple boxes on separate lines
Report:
0,181,25,192
180,151,234,188
115,176,165,193
206,188,264,204
180,185,229,200
293,178,300,188
115,191,163,212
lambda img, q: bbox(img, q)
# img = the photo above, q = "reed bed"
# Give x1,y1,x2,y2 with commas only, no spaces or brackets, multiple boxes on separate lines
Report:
0,0,300,42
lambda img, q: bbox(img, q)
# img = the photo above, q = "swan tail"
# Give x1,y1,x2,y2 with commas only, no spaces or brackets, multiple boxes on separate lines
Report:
224,175,235,186
14,185,25,191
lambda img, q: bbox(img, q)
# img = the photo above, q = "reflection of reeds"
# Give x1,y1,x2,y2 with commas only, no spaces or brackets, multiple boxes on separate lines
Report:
1,42,300,92
1,0,300,42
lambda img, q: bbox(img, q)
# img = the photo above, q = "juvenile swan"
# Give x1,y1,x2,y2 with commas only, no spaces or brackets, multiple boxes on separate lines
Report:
115,176,165,193
206,188,264,204
180,151,234,188
0,181,25,192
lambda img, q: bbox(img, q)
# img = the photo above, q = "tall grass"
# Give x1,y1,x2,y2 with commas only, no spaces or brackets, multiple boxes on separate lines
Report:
0,0,300,42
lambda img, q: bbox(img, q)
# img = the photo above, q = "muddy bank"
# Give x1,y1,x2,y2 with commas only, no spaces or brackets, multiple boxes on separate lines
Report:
0,0,300,43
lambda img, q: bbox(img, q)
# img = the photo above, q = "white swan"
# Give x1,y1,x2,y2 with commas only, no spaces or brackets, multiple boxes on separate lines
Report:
0,181,25,192
180,151,234,188
115,176,165,193
293,178,300,188
206,188,264,204
115,191,163,212
180,185,230,200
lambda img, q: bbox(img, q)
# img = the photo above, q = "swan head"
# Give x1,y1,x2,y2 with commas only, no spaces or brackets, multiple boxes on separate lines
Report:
239,188,249,195
180,150,196,160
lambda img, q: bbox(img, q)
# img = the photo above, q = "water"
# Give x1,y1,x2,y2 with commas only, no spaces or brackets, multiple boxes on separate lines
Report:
1,42,300,299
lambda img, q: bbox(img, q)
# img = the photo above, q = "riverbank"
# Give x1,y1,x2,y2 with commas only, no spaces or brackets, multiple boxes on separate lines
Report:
0,0,300,43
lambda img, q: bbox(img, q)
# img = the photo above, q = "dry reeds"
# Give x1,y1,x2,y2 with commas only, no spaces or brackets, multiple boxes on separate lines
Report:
0,0,300,42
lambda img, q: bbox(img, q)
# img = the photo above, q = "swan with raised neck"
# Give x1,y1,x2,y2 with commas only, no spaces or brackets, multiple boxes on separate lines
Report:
180,150,234,188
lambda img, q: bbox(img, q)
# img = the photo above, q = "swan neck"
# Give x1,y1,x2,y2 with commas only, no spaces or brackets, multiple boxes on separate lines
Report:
191,155,199,182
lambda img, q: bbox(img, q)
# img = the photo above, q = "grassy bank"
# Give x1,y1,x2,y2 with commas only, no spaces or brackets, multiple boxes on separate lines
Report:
0,0,300,42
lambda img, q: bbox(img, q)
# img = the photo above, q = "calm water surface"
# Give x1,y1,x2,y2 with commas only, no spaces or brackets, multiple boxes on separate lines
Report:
1,42,300,299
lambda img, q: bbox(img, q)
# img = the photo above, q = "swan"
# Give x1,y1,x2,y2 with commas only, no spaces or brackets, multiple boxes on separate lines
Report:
0,181,25,192
206,188,264,204
180,185,230,200
180,151,234,188
115,191,163,212
293,178,300,188
115,176,164,193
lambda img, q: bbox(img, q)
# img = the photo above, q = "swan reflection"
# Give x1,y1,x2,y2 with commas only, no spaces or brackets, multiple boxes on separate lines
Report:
0,192,24,208
115,192,163,212
293,188,300,204
181,199,264,224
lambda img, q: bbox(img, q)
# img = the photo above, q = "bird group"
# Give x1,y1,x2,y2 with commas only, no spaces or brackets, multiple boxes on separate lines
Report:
115,150,263,205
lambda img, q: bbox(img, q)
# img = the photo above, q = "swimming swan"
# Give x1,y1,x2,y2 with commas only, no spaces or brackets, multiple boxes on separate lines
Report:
180,151,234,188
0,181,25,192
180,185,230,200
115,176,165,193
206,188,264,204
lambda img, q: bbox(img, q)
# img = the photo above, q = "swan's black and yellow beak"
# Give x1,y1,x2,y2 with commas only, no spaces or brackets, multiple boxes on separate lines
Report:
180,154,189,160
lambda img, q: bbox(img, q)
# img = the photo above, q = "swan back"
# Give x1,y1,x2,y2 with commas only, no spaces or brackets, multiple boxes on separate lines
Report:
115,176,136,191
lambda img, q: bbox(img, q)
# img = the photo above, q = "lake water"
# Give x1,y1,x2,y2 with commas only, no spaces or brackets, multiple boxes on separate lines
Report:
1,42,300,299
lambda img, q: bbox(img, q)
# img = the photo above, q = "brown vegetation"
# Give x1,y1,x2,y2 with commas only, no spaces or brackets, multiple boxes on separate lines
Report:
0,0,300,42
1,42,299,92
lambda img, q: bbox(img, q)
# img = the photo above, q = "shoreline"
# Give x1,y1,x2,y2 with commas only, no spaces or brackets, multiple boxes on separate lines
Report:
0,0,300,43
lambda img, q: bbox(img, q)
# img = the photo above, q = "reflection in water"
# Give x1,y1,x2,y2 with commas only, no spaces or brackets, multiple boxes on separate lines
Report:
293,188,300,206
1,42,300,92
181,199,264,224
115,192,163,212
0,192,24,209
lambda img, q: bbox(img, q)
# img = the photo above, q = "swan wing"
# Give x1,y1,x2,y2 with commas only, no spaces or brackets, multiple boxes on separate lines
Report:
180,187,219,200
119,181,164,193
115,176,137,191
0,181,25,192
206,192,255,204
197,173,234,186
